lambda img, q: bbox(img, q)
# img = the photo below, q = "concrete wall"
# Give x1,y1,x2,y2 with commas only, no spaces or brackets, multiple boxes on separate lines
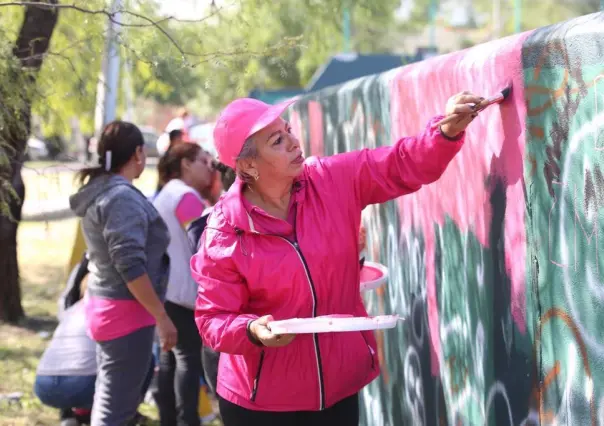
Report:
287,12,604,425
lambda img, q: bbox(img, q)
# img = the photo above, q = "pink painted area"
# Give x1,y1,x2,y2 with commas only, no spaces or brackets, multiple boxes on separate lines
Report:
389,32,531,374
308,101,324,157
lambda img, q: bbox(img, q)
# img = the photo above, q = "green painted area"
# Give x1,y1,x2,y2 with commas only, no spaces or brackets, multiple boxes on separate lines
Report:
523,17,604,426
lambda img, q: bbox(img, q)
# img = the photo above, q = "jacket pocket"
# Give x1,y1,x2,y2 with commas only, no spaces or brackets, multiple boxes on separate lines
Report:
360,332,376,370
249,350,266,402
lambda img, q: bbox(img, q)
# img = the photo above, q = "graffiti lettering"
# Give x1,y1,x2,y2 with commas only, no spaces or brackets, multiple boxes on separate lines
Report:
550,178,602,274
593,75,604,151
528,308,596,426
549,180,569,268
404,346,427,426
574,183,600,276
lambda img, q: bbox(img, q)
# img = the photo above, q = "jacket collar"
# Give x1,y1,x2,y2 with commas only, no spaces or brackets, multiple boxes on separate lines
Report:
215,172,307,235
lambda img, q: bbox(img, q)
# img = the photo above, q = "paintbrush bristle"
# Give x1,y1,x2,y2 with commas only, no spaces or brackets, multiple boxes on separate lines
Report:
501,82,512,99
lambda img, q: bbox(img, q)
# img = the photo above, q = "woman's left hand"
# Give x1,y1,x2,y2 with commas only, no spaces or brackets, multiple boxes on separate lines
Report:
251,315,296,348
441,91,484,138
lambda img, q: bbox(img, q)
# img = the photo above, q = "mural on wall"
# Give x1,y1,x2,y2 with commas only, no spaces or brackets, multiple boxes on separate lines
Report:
523,15,604,426
288,12,604,426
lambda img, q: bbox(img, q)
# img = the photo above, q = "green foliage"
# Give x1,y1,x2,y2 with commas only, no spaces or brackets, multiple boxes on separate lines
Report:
192,0,402,110
0,0,403,143
0,6,35,220
120,0,201,106
0,6,27,147
462,0,601,35
515,0,600,32
186,1,304,108
2,0,596,146
33,0,107,136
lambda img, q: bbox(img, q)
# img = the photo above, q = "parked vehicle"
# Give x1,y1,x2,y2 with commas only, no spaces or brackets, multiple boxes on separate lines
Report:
139,126,160,157
25,137,50,161
188,122,217,158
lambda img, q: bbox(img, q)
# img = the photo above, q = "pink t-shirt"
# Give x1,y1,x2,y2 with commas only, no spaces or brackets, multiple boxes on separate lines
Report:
175,192,205,229
85,294,155,342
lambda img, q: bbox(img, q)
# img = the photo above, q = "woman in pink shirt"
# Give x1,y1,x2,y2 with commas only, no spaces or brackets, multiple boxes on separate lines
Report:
153,143,214,426
192,93,481,425
70,121,177,426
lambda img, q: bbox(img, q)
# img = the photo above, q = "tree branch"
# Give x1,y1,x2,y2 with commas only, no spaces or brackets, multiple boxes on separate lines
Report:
188,35,304,68
0,1,225,24
0,1,229,58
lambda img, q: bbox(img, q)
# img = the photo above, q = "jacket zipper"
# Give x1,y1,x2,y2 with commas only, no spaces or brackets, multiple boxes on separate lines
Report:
236,219,326,410
280,238,326,411
250,350,265,401
360,332,376,370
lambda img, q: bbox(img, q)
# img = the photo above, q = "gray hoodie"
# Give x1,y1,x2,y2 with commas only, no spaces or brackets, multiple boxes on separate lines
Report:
69,174,170,300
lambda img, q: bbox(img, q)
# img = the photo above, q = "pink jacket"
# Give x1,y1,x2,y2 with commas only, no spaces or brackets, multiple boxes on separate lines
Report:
192,117,465,412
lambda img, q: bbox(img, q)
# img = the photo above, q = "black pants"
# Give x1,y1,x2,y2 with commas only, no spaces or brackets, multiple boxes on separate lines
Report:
218,393,359,426
157,302,202,426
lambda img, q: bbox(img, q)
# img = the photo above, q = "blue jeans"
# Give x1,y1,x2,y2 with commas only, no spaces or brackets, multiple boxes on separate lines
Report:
35,359,155,415
34,375,96,409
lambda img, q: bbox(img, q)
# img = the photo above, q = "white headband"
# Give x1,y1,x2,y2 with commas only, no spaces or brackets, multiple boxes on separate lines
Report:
105,150,112,172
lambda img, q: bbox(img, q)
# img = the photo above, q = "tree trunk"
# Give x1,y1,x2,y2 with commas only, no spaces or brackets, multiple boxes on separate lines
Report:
0,0,59,323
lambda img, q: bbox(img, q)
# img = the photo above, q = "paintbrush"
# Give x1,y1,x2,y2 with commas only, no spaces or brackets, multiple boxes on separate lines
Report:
432,82,513,129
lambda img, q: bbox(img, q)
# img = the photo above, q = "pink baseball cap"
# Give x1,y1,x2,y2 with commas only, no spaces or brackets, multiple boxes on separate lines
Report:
213,97,297,169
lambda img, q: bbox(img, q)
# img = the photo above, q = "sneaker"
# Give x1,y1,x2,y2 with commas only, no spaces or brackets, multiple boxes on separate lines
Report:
74,412,91,425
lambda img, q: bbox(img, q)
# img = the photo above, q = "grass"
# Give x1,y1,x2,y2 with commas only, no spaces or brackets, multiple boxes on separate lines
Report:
0,219,81,425
0,219,162,426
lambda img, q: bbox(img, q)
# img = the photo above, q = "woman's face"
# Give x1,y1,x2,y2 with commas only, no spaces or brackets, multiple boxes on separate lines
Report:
134,145,147,178
183,150,214,193
244,117,304,182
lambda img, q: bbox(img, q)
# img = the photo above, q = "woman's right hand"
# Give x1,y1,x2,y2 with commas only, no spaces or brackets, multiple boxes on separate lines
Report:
156,313,178,352
250,315,296,348
441,91,484,138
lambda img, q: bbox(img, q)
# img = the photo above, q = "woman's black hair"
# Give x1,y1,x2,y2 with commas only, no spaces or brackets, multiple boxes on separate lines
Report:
157,143,202,187
213,161,236,191
76,121,145,185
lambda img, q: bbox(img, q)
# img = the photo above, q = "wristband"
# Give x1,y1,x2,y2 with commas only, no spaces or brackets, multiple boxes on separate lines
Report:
246,319,264,347
439,125,463,141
